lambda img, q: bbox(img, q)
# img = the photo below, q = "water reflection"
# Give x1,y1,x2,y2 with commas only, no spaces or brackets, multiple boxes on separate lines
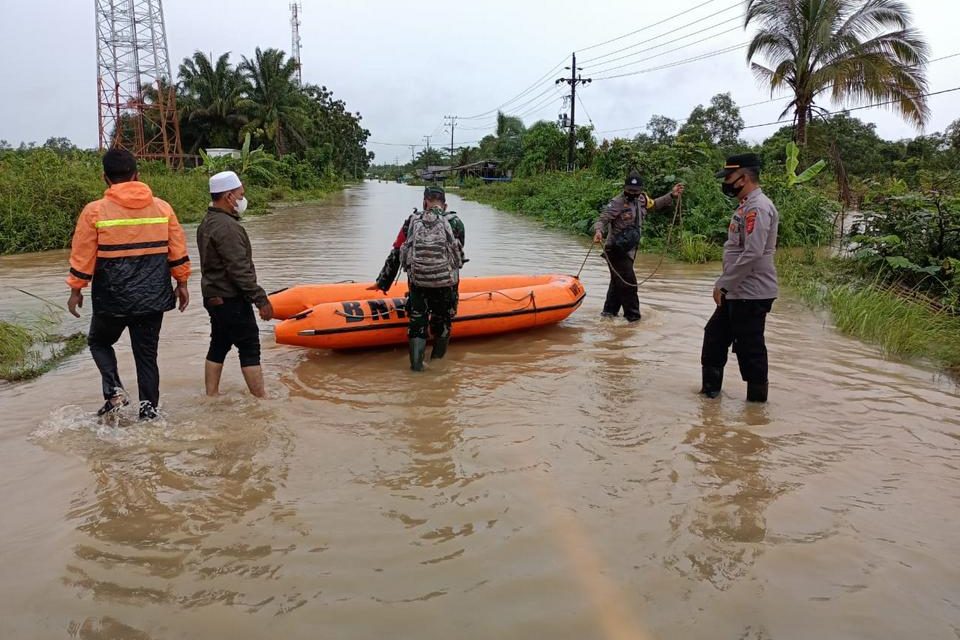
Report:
667,401,782,589
59,402,303,631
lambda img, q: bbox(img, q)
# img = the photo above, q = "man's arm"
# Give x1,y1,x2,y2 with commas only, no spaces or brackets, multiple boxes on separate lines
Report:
593,198,620,241
163,203,191,312
66,203,98,316
715,208,772,294
373,218,411,292
448,214,465,247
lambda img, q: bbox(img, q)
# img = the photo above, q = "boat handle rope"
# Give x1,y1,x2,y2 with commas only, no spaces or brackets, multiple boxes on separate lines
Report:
329,290,537,320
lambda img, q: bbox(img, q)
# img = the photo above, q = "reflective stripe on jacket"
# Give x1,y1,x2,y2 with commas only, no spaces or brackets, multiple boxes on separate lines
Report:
66,181,191,316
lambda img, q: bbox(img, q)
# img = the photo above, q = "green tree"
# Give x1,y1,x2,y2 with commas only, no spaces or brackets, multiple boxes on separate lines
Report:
516,121,567,175
678,93,744,147
177,51,247,151
745,0,929,145
646,115,678,144
238,48,308,156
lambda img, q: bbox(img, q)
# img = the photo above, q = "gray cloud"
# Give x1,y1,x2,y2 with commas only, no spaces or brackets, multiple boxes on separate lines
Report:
1,0,956,155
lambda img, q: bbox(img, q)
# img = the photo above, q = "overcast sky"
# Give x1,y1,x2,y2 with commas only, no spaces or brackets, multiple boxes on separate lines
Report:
1,0,958,160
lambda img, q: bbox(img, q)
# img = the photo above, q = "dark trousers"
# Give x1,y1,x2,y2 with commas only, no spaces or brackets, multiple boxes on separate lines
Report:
88,312,164,408
603,248,641,321
701,299,775,383
407,285,458,339
204,297,262,367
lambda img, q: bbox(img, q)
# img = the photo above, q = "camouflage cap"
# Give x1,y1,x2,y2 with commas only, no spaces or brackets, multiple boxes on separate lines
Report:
423,185,446,199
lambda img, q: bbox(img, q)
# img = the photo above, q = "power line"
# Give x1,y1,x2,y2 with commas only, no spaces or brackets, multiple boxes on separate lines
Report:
576,92,594,127
741,86,960,130
579,5,745,66
459,56,568,120
576,0,727,53
592,43,748,81
584,25,744,76
516,87,565,119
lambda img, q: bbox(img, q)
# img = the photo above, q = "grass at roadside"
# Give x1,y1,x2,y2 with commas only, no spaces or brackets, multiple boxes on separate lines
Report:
778,250,960,376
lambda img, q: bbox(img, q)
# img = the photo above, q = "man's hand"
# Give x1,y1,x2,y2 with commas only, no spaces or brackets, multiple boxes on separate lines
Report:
259,301,274,321
68,289,83,318
175,282,190,312
672,183,685,198
593,230,603,244
713,287,723,306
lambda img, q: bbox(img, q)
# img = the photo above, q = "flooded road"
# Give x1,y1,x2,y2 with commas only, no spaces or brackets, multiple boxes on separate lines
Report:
1,181,959,639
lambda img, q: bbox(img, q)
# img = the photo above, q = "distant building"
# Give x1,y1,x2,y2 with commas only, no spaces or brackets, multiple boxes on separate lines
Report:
204,148,241,159
417,165,452,181
454,160,510,182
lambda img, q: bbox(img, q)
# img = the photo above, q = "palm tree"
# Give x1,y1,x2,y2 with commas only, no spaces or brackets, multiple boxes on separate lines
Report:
177,51,247,150
745,0,929,146
238,48,308,156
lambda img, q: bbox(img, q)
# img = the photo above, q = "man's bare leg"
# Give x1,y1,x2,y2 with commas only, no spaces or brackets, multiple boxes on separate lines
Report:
205,360,224,396
241,365,266,398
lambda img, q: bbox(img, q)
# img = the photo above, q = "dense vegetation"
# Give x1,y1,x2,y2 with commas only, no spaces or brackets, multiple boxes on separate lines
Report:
0,47,368,255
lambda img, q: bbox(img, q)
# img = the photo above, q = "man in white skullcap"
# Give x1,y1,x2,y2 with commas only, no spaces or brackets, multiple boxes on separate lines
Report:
196,171,274,398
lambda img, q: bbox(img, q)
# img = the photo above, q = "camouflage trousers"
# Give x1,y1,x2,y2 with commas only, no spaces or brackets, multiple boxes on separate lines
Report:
407,285,459,339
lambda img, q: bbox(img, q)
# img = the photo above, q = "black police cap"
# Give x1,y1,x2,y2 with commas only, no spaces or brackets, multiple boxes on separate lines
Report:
624,170,644,190
715,153,761,178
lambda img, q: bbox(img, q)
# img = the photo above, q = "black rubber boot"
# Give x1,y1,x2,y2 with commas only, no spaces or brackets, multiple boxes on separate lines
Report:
431,334,450,360
746,382,768,403
700,366,723,398
409,338,427,371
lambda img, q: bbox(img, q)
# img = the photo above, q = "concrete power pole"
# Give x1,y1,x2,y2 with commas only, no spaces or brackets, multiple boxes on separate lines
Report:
556,52,591,172
444,115,458,163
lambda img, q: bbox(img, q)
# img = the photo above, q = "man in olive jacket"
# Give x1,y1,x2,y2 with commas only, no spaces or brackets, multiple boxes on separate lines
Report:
197,171,274,397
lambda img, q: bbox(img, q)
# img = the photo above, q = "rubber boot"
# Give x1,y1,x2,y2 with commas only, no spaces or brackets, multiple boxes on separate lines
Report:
700,366,723,398
409,338,427,371
431,333,450,360
746,382,768,403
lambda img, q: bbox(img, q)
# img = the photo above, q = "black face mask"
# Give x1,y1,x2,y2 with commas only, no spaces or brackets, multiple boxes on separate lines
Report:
721,179,743,199
625,191,640,201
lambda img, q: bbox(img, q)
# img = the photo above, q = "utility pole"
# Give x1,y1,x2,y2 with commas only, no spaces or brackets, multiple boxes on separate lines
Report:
422,136,432,153
408,145,416,163
556,52,591,172
444,115,458,163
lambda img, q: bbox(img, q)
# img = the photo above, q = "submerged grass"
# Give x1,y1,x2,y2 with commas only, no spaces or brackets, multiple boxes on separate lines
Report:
0,318,87,382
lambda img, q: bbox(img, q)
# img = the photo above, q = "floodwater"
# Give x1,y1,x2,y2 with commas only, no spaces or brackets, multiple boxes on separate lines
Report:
1,181,958,639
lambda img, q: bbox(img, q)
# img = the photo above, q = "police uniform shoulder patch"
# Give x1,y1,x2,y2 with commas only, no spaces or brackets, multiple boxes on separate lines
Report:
644,194,655,210
745,210,758,234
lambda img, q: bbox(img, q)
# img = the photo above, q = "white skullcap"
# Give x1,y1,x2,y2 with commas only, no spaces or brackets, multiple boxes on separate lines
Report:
209,170,242,194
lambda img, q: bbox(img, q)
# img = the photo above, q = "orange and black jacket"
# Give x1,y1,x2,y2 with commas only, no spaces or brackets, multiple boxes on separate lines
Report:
66,181,191,316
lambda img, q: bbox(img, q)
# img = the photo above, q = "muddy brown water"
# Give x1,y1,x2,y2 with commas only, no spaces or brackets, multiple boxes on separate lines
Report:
1,181,958,639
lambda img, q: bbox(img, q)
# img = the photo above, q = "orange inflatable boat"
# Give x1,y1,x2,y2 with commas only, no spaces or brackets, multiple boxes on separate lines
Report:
269,274,585,350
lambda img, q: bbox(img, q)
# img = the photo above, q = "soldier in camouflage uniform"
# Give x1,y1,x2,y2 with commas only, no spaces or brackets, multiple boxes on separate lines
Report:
700,154,779,403
372,186,465,371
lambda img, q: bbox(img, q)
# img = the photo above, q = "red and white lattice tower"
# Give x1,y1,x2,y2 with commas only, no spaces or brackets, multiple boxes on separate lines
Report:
290,3,303,86
95,0,183,166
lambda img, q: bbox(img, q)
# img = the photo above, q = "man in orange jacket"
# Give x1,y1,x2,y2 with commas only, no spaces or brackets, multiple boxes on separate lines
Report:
66,149,191,420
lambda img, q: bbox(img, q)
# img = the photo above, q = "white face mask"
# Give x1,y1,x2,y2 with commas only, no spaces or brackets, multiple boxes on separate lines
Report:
234,196,248,215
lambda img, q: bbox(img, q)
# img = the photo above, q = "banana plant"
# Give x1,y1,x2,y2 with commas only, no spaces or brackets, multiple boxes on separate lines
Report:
786,141,827,186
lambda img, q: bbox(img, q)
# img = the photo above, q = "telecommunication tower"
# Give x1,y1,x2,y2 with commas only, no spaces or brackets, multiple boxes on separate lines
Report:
95,0,183,166
290,3,303,86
